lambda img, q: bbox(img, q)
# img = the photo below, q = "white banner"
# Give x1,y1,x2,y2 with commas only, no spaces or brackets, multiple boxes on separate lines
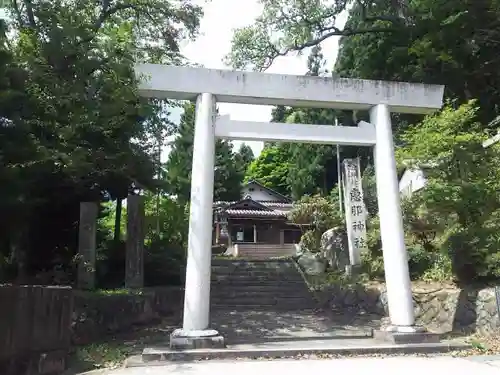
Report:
342,158,368,265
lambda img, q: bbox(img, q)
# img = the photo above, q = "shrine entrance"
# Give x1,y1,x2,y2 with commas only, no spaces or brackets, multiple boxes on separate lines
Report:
135,63,444,348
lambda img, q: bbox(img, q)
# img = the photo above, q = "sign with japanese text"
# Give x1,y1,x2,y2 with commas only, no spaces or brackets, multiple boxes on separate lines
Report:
342,158,368,265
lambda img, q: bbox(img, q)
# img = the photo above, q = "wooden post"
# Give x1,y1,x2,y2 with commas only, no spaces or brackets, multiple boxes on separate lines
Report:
253,225,257,243
126,195,145,288
78,202,98,290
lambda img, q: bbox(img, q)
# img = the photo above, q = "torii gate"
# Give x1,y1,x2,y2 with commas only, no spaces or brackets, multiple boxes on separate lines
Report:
135,64,444,348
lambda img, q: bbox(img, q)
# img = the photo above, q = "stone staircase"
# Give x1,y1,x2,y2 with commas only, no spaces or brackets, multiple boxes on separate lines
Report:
132,258,467,365
210,258,317,311
233,243,297,259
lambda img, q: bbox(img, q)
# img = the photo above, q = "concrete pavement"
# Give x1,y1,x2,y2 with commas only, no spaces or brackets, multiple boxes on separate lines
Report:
81,356,500,375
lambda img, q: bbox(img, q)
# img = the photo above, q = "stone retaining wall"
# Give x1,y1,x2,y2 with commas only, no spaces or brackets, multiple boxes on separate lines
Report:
72,287,183,345
315,283,500,335
0,285,73,375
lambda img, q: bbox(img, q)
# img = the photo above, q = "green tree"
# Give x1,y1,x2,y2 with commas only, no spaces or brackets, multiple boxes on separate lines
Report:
143,193,189,286
334,0,500,126
0,0,203,282
228,0,500,127
249,46,371,199
226,0,411,71
397,101,500,282
234,143,255,175
245,144,293,196
165,102,244,204
289,194,343,252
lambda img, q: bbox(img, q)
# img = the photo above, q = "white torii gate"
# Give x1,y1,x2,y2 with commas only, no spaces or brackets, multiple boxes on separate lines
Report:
135,64,445,348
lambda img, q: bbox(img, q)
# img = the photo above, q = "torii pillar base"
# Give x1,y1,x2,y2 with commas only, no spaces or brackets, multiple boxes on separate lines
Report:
374,325,440,344
170,329,225,350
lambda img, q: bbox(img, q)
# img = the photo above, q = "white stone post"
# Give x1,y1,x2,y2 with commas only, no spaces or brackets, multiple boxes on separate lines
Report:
370,104,415,331
171,93,224,349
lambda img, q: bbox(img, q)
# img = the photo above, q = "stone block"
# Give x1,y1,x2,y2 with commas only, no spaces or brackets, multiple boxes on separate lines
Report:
374,329,441,344
170,329,225,350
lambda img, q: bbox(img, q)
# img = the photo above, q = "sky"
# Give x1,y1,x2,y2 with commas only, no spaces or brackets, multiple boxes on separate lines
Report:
163,0,348,161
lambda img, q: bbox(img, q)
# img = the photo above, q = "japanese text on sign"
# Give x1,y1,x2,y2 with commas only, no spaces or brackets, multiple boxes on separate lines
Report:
343,158,368,264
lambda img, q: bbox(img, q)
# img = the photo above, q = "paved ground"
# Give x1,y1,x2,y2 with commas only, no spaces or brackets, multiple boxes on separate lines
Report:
78,356,500,375
210,308,378,344
210,259,384,345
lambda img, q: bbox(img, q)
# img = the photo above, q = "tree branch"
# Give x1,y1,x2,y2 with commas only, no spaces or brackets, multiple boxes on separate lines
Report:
259,25,397,71
11,0,36,29
75,1,140,47
253,1,409,71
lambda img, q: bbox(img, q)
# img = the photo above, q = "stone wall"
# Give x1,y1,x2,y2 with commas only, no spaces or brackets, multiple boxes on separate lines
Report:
72,287,183,345
315,283,500,335
0,285,73,375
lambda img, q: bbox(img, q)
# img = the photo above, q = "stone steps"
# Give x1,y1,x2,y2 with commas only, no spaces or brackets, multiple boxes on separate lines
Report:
212,261,295,265
211,268,298,274
210,259,317,311
211,284,308,290
135,339,471,364
210,304,315,310
212,270,302,275
211,287,311,295
210,275,304,283
211,294,313,303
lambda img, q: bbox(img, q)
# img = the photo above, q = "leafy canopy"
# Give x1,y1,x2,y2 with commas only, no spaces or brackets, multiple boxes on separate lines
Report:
226,0,410,71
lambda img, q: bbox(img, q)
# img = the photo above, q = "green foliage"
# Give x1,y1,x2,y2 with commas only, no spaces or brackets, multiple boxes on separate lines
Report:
230,0,500,286
289,194,343,252
74,342,131,371
226,0,407,71
335,0,500,125
165,102,245,204
234,143,255,176
396,101,500,283
143,193,188,286
144,193,188,248
95,193,188,288
4,0,500,289
243,47,368,198
98,202,127,241
144,236,185,286
245,144,293,196
0,0,203,284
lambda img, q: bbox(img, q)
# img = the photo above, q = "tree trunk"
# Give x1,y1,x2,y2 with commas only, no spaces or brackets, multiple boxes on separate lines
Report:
114,198,122,242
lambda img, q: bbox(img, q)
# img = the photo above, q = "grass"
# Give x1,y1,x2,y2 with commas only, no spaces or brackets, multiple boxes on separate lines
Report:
72,343,131,371
66,315,181,374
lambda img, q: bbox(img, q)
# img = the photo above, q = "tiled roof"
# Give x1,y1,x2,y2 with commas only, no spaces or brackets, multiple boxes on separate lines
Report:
213,198,293,218
260,201,294,208
214,200,293,208
225,209,288,218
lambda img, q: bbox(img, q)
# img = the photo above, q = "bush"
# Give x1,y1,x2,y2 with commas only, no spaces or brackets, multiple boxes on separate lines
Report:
144,236,186,286
289,194,343,252
96,239,126,289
